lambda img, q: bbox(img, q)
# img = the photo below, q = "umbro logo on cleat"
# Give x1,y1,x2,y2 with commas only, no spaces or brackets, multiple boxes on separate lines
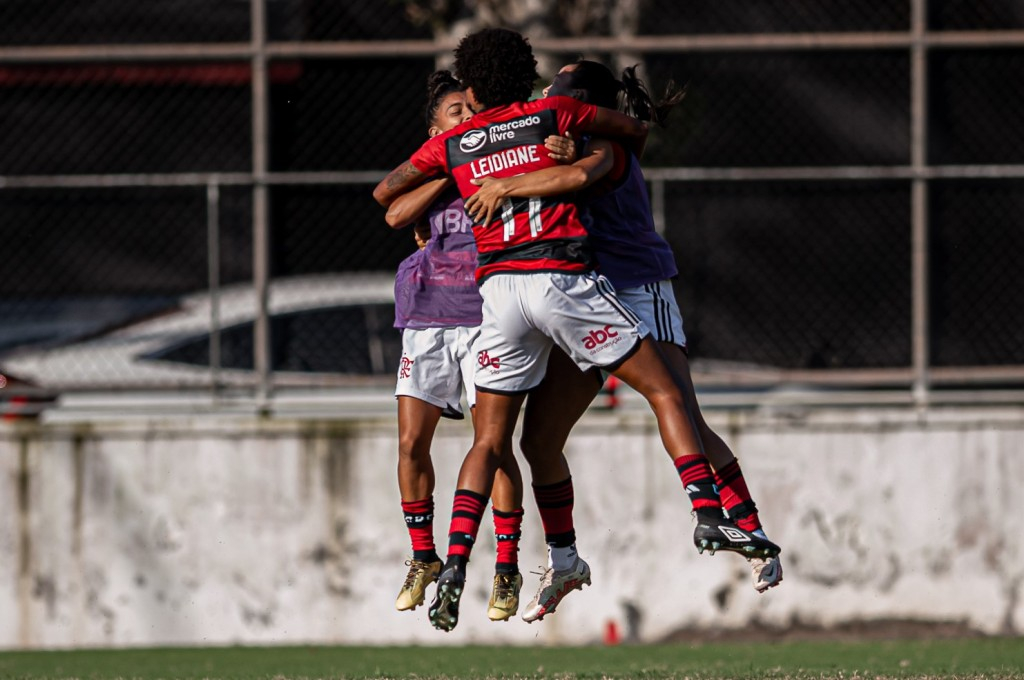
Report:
718,526,751,542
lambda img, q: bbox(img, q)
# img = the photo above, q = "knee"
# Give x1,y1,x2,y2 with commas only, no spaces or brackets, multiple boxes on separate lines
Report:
646,388,686,415
518,432,544,466
398,430,432,462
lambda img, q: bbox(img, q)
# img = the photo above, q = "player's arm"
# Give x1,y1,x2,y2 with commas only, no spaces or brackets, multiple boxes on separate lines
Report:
464,139,614,226
373,160,429,208
583,108,648,158
384,177,452,229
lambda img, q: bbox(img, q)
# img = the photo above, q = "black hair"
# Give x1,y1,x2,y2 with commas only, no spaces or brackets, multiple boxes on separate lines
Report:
453,28,539,110
424,69,464,130
549,59,685,127
548,60,622,110
620,64,685,127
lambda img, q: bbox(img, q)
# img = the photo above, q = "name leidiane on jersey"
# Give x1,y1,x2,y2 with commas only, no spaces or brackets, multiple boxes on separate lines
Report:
457,114,546,179
581,325,623,355
469,145,542,179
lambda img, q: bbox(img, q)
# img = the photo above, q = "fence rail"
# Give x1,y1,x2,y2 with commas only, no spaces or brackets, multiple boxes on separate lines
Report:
1,0,1022,414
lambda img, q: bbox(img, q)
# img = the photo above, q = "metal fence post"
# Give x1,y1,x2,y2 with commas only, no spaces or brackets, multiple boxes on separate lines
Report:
251,0,271,410
207,181,223,395
911,0,931,408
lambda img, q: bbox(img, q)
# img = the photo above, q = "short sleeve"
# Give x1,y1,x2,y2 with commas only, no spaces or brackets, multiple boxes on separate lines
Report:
410,135,447,176
550,96,599,136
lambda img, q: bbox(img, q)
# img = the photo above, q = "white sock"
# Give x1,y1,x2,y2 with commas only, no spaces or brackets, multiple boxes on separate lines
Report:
549,544,578,572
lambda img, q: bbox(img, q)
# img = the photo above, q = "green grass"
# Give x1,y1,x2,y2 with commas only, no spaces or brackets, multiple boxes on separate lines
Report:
1,639,1023,680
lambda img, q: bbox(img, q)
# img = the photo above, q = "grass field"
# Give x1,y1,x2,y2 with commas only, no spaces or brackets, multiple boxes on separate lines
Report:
1,638,1023,680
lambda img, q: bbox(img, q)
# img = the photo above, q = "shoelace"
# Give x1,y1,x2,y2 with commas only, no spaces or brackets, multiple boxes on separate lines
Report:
493,574,518,599
529,566,555,589
402,560,430,589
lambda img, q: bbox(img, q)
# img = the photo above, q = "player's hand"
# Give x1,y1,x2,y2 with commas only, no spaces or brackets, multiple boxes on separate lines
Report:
413,222,430,249
545,132,576,164
465,177,510,226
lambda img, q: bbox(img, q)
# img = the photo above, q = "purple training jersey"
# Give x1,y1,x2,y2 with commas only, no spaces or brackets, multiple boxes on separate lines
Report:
584,143,677,289
394,187,483,329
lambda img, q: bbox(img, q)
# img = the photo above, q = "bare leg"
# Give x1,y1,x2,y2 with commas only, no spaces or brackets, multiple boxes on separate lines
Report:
457,391,528,497
519,348,602,485
395,396,444,612
517,349,602,622
429,391,528,631
610,338,779,557
609,338,704,458
396,396,442,501
654,342,736,471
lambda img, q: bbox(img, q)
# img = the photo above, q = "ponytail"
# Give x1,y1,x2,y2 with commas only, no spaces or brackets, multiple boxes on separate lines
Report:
621,64,686,127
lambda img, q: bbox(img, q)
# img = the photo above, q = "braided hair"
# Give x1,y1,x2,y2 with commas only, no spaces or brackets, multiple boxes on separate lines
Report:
424,70,464,130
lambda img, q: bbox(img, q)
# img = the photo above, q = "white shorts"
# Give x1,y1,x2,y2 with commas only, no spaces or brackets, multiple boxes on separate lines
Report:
474,272,649,394
395,325,481,419
616,280,687,348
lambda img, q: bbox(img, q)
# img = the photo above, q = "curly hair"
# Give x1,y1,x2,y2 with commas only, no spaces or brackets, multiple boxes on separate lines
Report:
424,69,463,130
453,28,539,110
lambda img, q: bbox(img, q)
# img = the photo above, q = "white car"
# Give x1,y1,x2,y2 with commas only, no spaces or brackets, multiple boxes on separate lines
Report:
0,273,400,391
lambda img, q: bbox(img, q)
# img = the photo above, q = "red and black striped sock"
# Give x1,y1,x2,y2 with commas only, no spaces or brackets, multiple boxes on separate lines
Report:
674,454,723,513
402,497,438,563
714,458,762,532
533,477,576,548
493,507,524,575
447,489,488,562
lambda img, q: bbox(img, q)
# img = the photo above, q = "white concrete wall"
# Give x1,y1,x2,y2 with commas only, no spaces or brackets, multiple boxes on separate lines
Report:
1,405,1023,648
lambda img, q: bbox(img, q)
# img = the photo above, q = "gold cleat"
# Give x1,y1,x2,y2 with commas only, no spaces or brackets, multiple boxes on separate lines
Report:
487,572,523,621
395,559,442,611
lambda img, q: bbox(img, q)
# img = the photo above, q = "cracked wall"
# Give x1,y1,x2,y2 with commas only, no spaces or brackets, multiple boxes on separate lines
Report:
0,407,1022,648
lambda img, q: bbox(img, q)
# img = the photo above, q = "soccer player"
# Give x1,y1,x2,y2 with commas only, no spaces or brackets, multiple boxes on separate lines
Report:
385,70,527,622
464,59,784,595
373,28,778,633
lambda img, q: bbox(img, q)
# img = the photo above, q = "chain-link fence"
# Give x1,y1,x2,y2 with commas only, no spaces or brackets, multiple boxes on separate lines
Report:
1,0,1022,412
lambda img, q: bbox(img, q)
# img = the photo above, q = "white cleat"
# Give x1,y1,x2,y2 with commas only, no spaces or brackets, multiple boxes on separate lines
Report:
750,555,783,593
521,557,591,623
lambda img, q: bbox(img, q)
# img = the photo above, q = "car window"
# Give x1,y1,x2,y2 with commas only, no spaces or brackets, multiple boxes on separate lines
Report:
143,303,401,375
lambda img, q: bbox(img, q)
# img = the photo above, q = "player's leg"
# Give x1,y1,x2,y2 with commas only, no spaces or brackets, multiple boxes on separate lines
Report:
518,348,602,622
482,408,527,622
393,327,459,611
394,396,444,610
617,281,783,587
428,274,549,632
546,273,779,558
608,337,778,557
657,343,783,590
457,325,527,620
428,391,527,631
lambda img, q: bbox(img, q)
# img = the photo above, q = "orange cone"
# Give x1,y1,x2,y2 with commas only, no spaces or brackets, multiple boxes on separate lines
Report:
603,620,621,645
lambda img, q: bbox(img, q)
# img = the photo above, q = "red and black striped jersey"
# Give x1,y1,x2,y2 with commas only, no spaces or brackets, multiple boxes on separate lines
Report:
410,96,598,283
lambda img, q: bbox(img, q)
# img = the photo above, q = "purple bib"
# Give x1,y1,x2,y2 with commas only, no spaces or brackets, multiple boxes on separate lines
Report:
585,154,677,289
394,188,483,329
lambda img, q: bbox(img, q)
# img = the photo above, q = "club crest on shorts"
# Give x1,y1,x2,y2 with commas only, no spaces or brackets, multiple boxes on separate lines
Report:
477,350,501,371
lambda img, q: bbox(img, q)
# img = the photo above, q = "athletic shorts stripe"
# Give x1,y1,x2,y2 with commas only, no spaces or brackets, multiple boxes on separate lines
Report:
616,280,686,348
647,282,675,344
594,275,642,326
